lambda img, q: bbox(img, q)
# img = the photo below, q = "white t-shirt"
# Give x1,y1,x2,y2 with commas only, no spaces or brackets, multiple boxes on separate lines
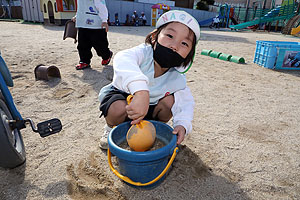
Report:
75,0,108,29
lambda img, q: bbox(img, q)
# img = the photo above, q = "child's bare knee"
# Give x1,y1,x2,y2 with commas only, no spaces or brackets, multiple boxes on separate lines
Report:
154,95,174,122
107,100,126,118
160,95,174,109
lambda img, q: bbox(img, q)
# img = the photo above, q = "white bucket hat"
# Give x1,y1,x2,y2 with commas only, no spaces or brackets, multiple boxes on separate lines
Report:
156,10,200,42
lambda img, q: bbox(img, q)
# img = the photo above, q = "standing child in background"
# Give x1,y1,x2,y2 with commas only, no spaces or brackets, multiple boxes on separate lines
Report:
209,15,220,29
114,13,120,26
72,0,113,70
131,11,139,26
140,12,147,26
98,10,200,149
125,14,131,26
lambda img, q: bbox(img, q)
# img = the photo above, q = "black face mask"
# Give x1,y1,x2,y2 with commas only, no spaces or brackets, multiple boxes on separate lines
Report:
153,42,184,68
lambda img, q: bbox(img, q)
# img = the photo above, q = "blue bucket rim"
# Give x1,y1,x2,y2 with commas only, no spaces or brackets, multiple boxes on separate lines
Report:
108,120,177,162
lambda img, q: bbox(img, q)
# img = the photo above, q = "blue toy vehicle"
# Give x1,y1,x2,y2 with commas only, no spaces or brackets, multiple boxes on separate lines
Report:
0,52,62,168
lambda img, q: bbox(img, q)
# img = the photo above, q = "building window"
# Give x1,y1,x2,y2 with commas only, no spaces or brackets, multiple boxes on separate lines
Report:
62,0,75,11
54,2,57,12
44,4,47,13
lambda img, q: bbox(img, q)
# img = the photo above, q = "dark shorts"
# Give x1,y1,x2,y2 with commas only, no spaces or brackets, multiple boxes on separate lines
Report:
99,87,156,120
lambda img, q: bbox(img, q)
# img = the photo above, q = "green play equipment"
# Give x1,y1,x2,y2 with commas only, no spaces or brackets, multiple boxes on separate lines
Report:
201,49,245,64
219,53,232,61
230,56,245,64
209,51,222,58
201,49,212,56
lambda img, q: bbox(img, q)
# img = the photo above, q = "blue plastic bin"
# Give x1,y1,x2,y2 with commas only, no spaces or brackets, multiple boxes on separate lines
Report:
253,41,300,69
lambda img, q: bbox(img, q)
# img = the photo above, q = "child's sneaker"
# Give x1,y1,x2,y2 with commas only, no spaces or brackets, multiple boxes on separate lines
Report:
76,62,90,70
101,51,113,65
99,124,112,150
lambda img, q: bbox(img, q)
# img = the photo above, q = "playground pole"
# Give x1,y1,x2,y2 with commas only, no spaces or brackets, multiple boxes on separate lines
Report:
263,0,267,9
245,0,251,22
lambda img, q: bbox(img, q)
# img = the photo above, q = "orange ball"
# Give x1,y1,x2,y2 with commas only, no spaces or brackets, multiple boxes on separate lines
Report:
126,120,156,152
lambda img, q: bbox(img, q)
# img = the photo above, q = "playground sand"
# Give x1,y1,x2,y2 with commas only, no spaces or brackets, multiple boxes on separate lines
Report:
0,21,300,200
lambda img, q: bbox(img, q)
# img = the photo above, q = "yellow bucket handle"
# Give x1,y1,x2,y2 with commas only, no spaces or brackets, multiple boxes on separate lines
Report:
107,147,179,186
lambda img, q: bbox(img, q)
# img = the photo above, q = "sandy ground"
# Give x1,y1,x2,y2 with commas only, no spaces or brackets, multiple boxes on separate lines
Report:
0,21,300,200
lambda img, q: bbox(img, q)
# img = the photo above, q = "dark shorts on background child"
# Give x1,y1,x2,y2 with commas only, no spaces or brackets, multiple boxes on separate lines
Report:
99,87,156,120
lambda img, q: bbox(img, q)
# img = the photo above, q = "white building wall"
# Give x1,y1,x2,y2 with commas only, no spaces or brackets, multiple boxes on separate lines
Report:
21,0,44,22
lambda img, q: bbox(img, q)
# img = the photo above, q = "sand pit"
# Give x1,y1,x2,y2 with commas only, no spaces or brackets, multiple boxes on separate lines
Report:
0,21,300,199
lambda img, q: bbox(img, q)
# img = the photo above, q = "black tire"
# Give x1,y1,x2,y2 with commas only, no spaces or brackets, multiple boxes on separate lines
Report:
0,98,26,168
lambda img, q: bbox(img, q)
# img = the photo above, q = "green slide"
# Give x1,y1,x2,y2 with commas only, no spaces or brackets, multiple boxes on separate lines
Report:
229,5,296,30
229,15,294,30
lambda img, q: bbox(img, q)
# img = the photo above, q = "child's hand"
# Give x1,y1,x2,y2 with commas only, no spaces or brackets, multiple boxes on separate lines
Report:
72,16,76,22
126,91,149,124
172,125,186,144
102,22,109,32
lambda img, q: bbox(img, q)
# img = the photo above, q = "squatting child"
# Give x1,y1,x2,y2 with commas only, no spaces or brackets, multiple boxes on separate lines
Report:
98,10,200,149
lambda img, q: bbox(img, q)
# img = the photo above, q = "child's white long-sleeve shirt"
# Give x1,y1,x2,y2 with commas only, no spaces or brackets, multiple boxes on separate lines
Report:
99,44,195,134
94,0,108,22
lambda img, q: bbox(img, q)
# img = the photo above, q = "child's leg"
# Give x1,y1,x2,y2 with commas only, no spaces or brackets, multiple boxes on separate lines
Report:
77,28,93,64
91,29,111,60
152,95,174,123
100,88,130,126
105,100,127,127
99,90,128,149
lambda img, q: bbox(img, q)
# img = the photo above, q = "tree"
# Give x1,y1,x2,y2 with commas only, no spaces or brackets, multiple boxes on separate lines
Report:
196,1,209,11
196,0,215,11
206,0,215,5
